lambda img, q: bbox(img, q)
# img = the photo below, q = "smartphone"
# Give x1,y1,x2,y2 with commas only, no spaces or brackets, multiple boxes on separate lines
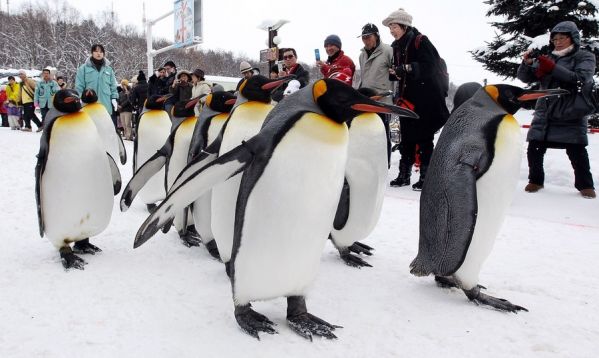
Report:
314,49,320,61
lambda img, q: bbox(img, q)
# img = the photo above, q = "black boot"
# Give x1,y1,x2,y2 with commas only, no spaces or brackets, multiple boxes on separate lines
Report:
412,165,428,191
390,161,412,187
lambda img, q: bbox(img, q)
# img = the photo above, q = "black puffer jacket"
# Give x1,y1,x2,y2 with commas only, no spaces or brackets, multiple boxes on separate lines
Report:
517,21,596,145
390,27,449,142
130,79,148,111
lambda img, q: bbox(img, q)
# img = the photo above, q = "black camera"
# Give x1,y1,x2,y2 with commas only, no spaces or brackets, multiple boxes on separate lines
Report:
528,49,542,59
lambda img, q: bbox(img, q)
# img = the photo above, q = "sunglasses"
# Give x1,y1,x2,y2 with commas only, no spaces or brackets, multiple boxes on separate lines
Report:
283,55,294,60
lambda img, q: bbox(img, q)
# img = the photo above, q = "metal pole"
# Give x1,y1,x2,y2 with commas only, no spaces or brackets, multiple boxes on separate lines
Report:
146,21,153,76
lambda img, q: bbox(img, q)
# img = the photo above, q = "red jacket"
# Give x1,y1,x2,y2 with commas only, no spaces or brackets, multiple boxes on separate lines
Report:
0,90,7,114
320,50,356,85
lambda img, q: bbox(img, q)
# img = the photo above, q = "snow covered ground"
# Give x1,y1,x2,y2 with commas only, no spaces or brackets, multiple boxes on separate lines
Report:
0,110,598,357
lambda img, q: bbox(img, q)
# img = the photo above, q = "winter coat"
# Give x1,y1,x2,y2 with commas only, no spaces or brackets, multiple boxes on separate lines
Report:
390,27,449,142
191,80,212,115
164,72,178,105
130,79,148,111
517,21,596,145
272,63,310,102
0,90,7,114
358,42,394,104
75,57,119,114
19,78,36,104
5,83,20,104
118,89,133,113
319,50,356,84
147,74,169,97
34,80,60,109
169,72,193,103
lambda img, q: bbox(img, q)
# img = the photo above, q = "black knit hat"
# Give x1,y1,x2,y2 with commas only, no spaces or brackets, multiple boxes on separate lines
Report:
359,23,379,38
137,70,146,82
324,34,342,49
163,60,176,69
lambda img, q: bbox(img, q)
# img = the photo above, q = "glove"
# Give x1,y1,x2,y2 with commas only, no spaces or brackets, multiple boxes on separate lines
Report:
535,55,556,78
111,99,118,110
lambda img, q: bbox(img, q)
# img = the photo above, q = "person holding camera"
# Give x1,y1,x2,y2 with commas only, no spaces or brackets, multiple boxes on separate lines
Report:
271,48,310,102
517,21,596,199
383,8,449,190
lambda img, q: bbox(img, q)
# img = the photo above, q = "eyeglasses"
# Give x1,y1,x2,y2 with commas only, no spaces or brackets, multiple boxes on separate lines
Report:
283,55,294,60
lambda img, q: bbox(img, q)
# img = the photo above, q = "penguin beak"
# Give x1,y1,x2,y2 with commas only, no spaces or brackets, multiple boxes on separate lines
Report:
518,88,569,101
63,96,78,104
261,75,296,91
185,97,201,109
225,98,237,105
351,103,419,119
157,94,173,103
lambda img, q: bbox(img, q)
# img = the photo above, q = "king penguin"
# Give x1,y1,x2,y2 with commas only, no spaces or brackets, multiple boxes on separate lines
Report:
187,91,237,259
133,94,172,213
132,79,417,340
36,89,121,270
120,98,203,247
81,89,127,167
329,88,394,268
410,84,567,312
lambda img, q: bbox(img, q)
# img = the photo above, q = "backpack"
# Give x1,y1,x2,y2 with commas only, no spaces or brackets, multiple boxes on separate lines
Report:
414,34,449,97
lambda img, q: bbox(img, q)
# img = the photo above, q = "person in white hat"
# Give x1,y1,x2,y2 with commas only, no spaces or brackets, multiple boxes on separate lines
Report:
383,8,450,191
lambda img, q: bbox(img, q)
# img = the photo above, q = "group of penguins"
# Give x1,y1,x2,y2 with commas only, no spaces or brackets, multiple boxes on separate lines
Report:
34,75,568,340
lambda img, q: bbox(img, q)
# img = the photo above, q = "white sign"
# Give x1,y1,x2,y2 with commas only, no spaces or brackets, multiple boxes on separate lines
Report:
174,0,195,48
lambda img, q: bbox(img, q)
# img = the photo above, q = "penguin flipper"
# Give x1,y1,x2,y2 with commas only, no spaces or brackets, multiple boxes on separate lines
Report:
116,129,127,165
134,143,254,248
410,160,479,277
35,150,46,238
107,153,122,195
332,178,350,231
120,143,171,211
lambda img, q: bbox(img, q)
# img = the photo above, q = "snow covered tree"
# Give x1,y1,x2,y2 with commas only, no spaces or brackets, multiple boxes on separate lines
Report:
472,0,599,79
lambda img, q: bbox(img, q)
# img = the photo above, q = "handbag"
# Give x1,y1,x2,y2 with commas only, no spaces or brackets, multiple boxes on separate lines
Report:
548,80,596,122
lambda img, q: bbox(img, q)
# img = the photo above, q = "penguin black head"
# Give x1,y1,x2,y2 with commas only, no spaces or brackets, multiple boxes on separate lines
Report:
172,98,200,118
53,89,82,113
238,75,294,103
144,94,172,110
80,88,98,104
484,84,569,115
313,79,418,123
205,91,237,113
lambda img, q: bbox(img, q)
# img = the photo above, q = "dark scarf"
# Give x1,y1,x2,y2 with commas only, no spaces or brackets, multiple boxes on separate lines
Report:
91,57,105,72
365,40,381,58
326,50,342,64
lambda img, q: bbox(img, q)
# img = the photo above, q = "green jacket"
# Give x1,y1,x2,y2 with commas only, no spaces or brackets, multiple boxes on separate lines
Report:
75,57,118,114
34,80,60,109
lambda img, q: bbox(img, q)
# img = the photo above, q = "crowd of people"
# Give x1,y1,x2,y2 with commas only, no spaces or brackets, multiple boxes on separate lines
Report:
0,8,595,198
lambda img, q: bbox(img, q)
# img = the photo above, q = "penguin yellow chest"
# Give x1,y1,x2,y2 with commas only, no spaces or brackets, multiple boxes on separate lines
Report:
233,113,349,304
207,113,228,146
168,117,197,187
220,102,273,153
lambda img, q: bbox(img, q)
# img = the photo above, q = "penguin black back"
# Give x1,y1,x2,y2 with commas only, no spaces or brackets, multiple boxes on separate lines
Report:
81,89,98,104
145,95,169,110
53,89,82,113
172,99,198,118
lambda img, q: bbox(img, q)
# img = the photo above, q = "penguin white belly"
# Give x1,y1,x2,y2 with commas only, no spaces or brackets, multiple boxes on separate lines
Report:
192,114,228,244
83,103,120,162
136,111,171,204
233,114,348,305
42,113,114,248
454,116,522,289
331,114,388,247
212,103,272,262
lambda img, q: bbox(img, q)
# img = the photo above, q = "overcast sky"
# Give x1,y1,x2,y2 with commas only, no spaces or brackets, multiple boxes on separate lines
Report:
9,0,511,85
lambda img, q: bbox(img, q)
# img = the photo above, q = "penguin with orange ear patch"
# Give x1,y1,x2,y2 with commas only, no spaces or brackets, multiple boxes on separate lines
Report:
411,84,568,312
132,79,417,340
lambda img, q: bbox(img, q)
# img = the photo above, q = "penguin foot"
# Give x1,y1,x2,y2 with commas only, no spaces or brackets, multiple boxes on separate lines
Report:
339,250,372,268
205,240,221,261
59,247,86,270
179,233,201,247
463,287,528,313
286,296,340,341
348,241,374,256
435,276,486,290
73,239,102,255
146,203,157,214
234,304,277,340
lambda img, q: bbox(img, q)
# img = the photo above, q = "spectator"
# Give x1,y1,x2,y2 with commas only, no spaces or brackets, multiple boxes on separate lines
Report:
163,60,178,115
5,76,21,130
130,70,149,124
270,65,279,79
148,67,168,97
170,70,193,104
316,34,356,85
358,23,395,164
384,8,450,190
75,44,119,117
118,79,134,140
34,68,60,127
272,48,310,102
517,21,596,199
18,70,43,132
191,68,212,115
0,86,8,127
56,76,67,89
